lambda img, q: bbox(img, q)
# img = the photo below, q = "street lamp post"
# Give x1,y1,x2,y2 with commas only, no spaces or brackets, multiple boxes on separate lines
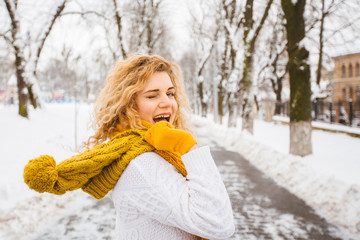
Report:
349,98,353,126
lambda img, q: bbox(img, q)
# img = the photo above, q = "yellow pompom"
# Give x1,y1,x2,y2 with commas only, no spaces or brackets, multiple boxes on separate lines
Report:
23,155,58,193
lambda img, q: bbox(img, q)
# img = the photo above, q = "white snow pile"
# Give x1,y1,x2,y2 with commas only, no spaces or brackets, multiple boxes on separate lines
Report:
0,103,96,239
193,115,360,237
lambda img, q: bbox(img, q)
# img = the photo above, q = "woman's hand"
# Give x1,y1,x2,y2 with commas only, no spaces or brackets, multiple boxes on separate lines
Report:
143,121,197,155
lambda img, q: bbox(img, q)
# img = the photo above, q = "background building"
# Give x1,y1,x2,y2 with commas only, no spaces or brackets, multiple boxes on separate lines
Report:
332,52,360,126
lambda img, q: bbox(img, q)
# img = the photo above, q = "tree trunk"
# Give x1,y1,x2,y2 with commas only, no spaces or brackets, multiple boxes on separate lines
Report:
218,39,228,125
113,0,127,59
316,0,325,85
4,0,68,116
241,54,254,134
281,0,312,156
16,65,28,118
241,0,273,133
4,0,27,117
27,85,38,109
198,81,207,117
289,121,312,156
213,74,219,124
275,77,283,115
287,47,312,156
196,45,214,118
218,83,224,124
228,92,238,127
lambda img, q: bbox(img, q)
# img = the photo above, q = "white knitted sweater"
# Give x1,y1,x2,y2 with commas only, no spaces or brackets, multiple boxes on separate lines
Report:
111,146,235,240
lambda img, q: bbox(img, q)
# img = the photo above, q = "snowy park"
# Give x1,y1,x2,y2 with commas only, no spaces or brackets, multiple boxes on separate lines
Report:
0,103,359,239
2,0,360,239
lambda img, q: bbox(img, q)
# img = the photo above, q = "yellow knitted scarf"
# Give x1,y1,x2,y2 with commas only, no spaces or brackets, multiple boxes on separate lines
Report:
23,128,186,200
24,126,209,240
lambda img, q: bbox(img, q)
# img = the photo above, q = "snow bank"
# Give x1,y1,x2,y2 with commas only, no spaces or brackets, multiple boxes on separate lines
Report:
0,104,93,211
0,191,91,239
0,103,96,239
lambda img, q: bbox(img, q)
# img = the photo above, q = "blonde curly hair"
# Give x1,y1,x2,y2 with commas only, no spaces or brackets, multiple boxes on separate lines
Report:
85,54,191,147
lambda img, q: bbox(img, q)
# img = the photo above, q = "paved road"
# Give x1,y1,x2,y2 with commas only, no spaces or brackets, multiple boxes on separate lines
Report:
200,135,347,240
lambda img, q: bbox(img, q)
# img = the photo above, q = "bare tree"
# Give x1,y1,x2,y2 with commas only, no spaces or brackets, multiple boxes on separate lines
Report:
258,11,288,115
1,0,67,117
315,0,326,85
123,0,168,55
281,0,312,156
61,0,127,62
214,0,242,125
309,0,360,85
187,0,218,117
240,0,274,133
112,0,127,59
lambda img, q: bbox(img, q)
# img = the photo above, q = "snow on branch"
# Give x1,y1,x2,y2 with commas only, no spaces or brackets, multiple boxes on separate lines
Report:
33,0,68,74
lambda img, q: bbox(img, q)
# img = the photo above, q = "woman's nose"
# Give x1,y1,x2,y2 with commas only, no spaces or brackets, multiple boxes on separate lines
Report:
158,94,172,108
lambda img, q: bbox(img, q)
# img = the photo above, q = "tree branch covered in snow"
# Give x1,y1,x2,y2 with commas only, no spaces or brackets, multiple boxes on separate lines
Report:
0,33,12,44
61,10,110,19
111,0,127,59
33,0,67,75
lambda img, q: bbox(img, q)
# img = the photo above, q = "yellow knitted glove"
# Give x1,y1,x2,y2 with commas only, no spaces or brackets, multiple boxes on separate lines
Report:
143,121,197,155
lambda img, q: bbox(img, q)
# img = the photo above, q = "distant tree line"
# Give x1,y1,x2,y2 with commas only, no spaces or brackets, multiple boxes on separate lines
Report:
1,0,360,156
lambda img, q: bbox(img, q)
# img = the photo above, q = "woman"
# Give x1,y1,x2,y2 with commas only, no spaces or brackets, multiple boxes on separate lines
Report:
24,54,235,239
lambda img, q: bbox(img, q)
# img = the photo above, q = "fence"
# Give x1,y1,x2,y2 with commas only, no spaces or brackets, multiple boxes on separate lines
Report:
275,99,360,127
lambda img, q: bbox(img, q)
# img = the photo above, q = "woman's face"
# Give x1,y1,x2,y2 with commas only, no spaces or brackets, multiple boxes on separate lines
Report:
135,71,178,125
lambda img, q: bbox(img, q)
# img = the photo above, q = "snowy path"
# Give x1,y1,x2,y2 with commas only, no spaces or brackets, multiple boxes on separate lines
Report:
198,134,351,240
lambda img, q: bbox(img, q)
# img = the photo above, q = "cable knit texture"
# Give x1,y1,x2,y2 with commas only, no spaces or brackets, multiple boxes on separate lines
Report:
23,128,186,199
111,146,235,240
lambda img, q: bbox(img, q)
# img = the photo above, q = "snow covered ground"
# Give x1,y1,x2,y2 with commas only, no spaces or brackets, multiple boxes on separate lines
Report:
0,103,359,239
0,103,98,239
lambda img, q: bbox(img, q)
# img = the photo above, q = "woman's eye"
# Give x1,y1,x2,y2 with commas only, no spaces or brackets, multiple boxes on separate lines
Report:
167,92,175,97
146,96,156,99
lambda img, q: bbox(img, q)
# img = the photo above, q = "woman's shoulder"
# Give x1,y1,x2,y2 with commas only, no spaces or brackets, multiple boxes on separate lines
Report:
114,151,181,190
130,151,172,171
133,151,163,162
131,151,182,178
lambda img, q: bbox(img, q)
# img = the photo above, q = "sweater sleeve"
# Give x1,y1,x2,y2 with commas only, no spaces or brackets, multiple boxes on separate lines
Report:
112,146,235,239
168,146,235,239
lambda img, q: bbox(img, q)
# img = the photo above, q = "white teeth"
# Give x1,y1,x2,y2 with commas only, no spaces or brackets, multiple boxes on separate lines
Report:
154,114,170,119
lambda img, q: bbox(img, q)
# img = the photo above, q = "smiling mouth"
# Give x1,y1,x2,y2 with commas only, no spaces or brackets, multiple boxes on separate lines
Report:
153,114,170,123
